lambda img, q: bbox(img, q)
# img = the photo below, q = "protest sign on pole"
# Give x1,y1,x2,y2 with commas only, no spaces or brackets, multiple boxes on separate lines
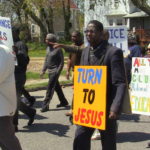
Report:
130,57,150,116
0,16,13,51
106,26,128,56
73,66,107,130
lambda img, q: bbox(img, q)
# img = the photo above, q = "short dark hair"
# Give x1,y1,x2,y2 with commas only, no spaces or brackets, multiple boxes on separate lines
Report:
72,30,82,37
88,20,103,32
12,26,20,34
46,33,57,42
128,32,138,45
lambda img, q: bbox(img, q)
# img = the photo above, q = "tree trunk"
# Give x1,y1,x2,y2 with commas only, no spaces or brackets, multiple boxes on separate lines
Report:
47,6,54,33
24,13,31,41
62,0,71,41
22,3,47,42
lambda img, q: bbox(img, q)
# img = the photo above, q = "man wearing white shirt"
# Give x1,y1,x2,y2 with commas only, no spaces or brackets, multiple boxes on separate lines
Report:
0,45,22,150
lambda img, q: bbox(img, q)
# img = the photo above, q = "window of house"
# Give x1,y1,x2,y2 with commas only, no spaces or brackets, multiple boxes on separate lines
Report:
31,24,35,34
114,0,120,8
116,19,123,25
89,0,96,10
109,19,113,26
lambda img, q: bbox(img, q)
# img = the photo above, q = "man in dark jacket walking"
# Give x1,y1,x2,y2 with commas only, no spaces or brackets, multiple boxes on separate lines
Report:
40,33,68,112
12,27,36,131
72,20,126,150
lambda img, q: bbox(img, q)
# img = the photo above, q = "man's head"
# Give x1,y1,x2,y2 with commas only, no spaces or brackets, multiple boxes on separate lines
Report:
71,31,83,45
12,26,20,42
128,32,138,46
85,20,104,47
45,33,57,46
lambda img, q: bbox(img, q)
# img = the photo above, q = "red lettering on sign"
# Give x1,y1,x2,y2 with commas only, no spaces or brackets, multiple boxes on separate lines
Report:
97,111,103,126
74,108,104,127
74,108,80,122
85,109,91,124
133,58,140,67
91,110,97,125
80,108,86,123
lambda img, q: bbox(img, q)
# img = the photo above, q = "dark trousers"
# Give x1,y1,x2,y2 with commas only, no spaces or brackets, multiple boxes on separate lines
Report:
73,119,117,150
0,116,22,150
22,87,32,102
42,72,68,108
13,73,35,126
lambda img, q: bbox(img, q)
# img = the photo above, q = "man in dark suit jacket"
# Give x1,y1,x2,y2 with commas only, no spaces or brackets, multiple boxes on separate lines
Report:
73,20,126,150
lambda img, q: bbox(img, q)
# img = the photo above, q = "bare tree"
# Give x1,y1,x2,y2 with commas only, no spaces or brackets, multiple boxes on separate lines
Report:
131,0,150,15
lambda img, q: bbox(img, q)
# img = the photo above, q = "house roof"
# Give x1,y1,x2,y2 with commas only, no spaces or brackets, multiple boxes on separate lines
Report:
105,10,127,16
124,11,149,18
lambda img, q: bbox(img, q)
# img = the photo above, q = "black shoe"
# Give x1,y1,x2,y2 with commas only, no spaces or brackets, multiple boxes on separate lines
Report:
56,102,69,108
28,109,36,126
40,106,49,112
28,96,36,107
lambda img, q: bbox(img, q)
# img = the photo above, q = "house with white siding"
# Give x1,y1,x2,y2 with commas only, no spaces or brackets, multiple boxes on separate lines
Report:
84,0,150,45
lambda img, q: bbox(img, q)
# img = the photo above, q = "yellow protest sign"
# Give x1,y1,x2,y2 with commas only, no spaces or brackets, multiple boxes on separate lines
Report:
73,66,107,130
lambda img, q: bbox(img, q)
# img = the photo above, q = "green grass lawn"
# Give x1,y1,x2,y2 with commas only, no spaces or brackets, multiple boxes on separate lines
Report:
26,69,68,80
27,41,72,57
25,80,72,90
26,69,72,90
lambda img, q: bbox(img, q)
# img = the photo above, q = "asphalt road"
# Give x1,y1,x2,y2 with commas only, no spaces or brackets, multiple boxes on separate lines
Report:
14,86,150,150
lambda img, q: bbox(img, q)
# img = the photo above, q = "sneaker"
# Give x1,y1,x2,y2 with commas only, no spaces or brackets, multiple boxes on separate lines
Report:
147,142,150,148
91,135,101,140
65,111,73,116
40,106,49,112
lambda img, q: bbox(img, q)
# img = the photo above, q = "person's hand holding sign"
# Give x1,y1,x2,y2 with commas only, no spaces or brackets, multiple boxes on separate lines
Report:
40,71,45,79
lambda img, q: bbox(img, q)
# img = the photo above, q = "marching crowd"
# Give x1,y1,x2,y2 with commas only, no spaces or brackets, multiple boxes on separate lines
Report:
0,20,150,150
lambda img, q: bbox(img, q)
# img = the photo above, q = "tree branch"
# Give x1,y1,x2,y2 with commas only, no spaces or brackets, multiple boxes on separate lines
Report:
131,0,150,15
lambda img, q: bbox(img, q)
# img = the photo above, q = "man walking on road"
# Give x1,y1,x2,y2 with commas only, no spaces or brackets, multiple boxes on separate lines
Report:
12,27,36,131
40,33,68,112
73,20,126,150
65,31,83,80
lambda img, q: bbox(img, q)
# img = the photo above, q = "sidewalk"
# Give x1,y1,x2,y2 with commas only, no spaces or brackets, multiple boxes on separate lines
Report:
26,57,70,87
